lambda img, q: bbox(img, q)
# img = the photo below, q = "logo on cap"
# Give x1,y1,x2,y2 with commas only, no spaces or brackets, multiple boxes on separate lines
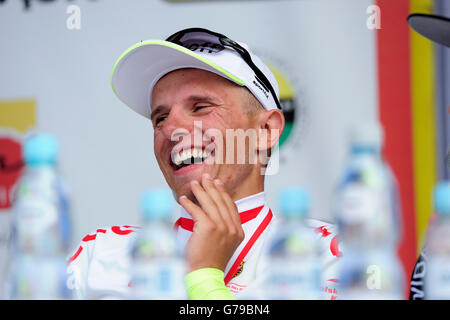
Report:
252,75,269,99
185,41,224,54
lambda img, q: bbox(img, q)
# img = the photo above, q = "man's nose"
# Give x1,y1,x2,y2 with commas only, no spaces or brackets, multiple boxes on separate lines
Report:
160,106,192,141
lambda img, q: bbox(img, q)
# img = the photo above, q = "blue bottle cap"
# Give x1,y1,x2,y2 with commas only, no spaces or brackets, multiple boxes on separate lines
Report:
434,181,450,215
23,133,59,166
279,187,310,218
140,188,174,221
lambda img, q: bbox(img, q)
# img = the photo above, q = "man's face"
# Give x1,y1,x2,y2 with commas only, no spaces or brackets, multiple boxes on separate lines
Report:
151,68,261,203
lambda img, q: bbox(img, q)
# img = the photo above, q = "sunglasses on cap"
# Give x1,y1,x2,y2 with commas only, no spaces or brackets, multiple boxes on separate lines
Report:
166,27,282,110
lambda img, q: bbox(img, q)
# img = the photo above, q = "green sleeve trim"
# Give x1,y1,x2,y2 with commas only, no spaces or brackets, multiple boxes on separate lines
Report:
185,268,236,300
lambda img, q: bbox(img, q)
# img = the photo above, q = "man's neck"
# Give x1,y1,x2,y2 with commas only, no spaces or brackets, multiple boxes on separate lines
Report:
180,191,266,219
228,167,265,203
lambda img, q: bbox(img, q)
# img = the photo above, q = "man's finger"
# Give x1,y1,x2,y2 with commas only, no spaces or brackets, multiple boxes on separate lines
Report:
213,178,242,229
179,195,207,223
201,174,235,231
190,179,224,225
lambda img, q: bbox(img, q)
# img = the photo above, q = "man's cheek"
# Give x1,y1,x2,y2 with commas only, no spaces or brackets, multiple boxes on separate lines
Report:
154,153,165,171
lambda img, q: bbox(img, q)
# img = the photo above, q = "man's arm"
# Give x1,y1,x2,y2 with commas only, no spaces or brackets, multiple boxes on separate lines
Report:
185,268,235,300
179,173,244,300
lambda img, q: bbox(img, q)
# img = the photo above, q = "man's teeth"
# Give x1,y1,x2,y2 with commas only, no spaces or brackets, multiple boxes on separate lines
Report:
173,148,211,166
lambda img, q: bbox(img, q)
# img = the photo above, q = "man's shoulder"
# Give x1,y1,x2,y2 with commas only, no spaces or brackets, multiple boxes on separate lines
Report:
68,225,139,264
67,225,140,299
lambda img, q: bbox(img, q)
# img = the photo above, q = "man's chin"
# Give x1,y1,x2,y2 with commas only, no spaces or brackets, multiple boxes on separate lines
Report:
169,167,207,202
173,187,196,205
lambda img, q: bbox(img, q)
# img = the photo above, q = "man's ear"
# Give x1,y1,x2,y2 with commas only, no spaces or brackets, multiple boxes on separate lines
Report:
256,109,285,152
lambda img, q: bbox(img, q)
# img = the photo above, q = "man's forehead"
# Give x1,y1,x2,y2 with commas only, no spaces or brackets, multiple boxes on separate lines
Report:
151,68,240,109
153,68,235,91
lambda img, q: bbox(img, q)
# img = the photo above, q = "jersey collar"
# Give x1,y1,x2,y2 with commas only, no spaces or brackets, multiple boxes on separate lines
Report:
175,192,266,231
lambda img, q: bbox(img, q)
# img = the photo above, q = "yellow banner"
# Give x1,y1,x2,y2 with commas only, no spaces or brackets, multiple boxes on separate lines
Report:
0,99,36,134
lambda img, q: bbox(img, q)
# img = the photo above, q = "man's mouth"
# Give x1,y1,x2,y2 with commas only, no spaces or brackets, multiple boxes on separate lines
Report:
170,147,213,171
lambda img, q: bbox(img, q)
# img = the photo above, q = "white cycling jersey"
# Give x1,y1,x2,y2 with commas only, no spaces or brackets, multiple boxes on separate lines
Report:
66,192,341,299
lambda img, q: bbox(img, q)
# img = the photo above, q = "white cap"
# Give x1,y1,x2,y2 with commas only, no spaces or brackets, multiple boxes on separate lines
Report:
110,28,281,119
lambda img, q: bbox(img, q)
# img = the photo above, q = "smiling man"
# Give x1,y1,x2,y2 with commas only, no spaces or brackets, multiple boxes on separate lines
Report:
114,27,284,300
67,28,340,300
150,66,282,299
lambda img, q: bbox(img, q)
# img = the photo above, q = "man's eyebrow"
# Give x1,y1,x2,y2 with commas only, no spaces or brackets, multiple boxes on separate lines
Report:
150,105,168,120
150,95,222,119
186,95,222,104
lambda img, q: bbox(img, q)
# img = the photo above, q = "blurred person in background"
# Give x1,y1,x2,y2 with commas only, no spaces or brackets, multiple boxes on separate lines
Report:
407,13,450,300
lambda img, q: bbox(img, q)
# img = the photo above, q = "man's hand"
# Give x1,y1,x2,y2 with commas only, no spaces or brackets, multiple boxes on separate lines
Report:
179,173,245,273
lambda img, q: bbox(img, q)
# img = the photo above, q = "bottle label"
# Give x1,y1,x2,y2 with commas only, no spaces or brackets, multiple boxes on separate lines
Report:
13,170,65,253
131,258,186,299
267,257,320,299
337,182,395,245
338,183,377,224
9,255,69,299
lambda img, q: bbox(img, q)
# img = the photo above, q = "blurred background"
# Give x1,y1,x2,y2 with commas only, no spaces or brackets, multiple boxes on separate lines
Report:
0,0,449,298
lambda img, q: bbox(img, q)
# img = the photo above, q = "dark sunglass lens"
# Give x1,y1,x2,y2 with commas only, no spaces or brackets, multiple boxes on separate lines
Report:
174,32,224,54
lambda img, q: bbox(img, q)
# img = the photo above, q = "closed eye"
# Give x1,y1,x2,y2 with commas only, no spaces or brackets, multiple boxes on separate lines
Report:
154,114,168,126
193,104,213,113
150,105,170,127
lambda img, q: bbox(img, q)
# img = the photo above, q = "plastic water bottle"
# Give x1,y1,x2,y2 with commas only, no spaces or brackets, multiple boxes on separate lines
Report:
265,187,321,299
130,188,186,299
334,122,404,299
5,133,71,299
424,181,450,299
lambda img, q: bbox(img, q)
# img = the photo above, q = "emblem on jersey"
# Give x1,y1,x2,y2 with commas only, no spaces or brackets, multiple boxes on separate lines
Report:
232,261,245,279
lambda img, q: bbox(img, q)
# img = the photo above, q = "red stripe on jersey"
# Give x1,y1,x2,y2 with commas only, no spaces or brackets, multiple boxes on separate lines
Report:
71,226,136,263
176,217,195,232
330,235,342,257
173,218,181,232
82,234,96,242
316,226,331,238
122,225,139,229
111,225,137,235
82,228,107,242
68,246,83,263
174,205,264,232
239,206,264,224
224,209,273,285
